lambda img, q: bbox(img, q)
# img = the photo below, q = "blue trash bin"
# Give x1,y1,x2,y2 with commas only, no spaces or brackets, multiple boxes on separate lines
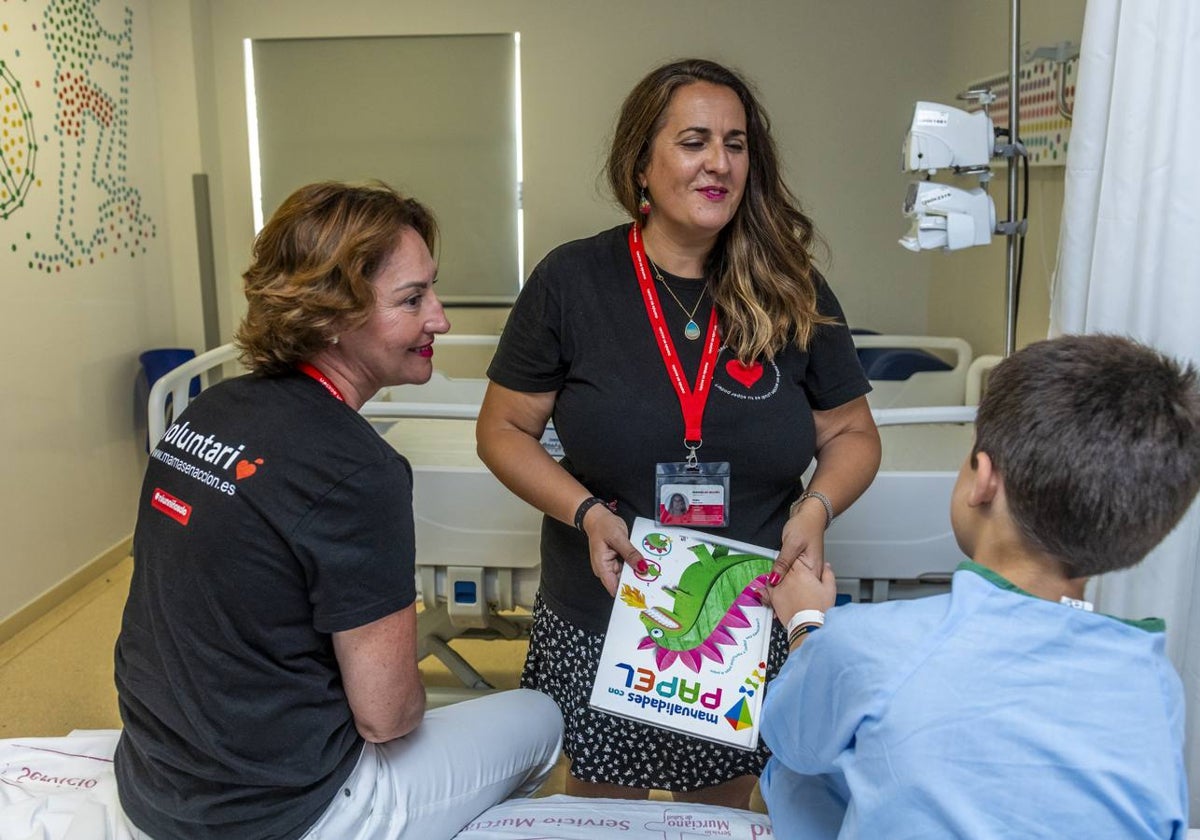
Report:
137,348,199,451
139,348,200,397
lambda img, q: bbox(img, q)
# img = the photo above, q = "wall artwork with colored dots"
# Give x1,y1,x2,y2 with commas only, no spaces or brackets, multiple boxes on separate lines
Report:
0,0,158,274
965,57,1078,167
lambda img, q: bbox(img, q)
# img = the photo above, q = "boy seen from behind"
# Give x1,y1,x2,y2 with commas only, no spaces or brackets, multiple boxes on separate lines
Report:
760,334,1200,839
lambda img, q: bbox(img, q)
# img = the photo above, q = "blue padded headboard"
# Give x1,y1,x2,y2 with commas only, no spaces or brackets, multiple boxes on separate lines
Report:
851,329,952,381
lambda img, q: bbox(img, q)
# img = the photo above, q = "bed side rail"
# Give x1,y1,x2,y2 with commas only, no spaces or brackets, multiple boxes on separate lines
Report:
147,343,240,448
854,334,973,408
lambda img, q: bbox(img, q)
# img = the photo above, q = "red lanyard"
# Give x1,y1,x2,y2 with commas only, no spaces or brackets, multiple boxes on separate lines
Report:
296,361,345,402
628,224,720,444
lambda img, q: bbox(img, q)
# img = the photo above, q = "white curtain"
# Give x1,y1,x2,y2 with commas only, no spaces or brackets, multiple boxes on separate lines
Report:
1050,0,1200,820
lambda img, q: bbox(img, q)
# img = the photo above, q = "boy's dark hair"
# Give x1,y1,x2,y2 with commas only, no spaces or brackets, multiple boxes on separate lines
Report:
974,334,1200,577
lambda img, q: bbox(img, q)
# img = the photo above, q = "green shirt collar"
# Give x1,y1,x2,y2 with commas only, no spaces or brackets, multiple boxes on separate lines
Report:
956,560,1165,633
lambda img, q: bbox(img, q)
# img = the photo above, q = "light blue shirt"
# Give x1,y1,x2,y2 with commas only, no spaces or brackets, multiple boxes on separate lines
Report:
760,562,1187,839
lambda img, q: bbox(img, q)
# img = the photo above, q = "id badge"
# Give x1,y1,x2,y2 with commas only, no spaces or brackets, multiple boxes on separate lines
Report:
655,461,730,527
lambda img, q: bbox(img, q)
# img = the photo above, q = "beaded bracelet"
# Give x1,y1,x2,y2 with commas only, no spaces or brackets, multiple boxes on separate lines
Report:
574,496,608,531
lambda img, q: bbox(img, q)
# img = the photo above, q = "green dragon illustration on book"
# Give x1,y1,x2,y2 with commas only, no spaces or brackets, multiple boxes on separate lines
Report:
632,541,773,672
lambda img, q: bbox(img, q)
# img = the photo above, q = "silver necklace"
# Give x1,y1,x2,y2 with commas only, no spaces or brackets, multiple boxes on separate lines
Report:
648,258,709,340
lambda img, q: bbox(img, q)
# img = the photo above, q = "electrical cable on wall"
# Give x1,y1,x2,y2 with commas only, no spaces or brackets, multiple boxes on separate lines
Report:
992,125,1030,323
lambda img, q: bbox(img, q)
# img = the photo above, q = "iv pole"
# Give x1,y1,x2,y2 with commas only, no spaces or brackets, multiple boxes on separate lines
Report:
1001,0,1023,356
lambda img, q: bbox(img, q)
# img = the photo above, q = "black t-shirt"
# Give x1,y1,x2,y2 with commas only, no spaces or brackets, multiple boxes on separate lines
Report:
114,371,416,840
488,224,870,633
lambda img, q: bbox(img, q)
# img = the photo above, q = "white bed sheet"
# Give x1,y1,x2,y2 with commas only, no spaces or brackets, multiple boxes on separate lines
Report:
0,732,773,840
456,795,773,839
0,730,134,840
378,415,480,468
7,736,1197,838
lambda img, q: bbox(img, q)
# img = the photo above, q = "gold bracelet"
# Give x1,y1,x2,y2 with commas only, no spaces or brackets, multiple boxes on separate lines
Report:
789,490,834,528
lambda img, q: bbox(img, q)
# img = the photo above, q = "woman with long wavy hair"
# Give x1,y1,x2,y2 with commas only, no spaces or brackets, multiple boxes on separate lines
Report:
477,59,880,808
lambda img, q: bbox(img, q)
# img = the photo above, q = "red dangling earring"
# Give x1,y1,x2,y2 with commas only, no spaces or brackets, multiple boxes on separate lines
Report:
638,187,651,216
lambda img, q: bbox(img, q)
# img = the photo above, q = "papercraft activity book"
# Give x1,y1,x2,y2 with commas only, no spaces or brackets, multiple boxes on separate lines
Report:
589,518,776,750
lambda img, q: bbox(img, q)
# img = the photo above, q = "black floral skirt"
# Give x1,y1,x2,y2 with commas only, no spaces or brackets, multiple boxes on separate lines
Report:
520,593,788,791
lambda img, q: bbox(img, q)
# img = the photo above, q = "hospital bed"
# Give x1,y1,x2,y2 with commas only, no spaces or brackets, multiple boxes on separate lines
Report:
0,729,780,839
144,340,524,701
0,732,775,838
830,405,974,602
146,342,979,696
0,345,995,839
0,344,1171,839
853,333,973,408
7,730,1200,840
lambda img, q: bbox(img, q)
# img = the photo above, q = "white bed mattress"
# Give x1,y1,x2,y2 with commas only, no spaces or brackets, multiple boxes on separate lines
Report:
7,733,1197,839
0,731,772,839
455,794,772,839
377,415,481,468
0,730,134,840
378,413,978,611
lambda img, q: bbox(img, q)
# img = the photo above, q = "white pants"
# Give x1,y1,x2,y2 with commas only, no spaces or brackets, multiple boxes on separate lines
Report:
299,689,562,840
130,690,561,840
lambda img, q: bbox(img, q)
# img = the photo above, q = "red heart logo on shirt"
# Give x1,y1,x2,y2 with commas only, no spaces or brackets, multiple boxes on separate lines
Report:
725,360,763,388
235,458,264,480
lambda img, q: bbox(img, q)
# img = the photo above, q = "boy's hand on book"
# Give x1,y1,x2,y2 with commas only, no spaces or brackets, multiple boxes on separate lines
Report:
583,507,643,596
765,560,837,626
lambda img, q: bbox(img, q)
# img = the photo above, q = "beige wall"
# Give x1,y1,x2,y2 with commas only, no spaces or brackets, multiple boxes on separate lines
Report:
195,0,958,343
6,0,1083,625
928,1,1087,357
0,0,193,623
149,0,211,356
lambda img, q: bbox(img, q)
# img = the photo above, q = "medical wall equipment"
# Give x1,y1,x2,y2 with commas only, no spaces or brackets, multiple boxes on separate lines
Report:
902,101,995,174
900,181,996,253
899,96,1002,254
966,41,1078,166
899,0,1032,357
